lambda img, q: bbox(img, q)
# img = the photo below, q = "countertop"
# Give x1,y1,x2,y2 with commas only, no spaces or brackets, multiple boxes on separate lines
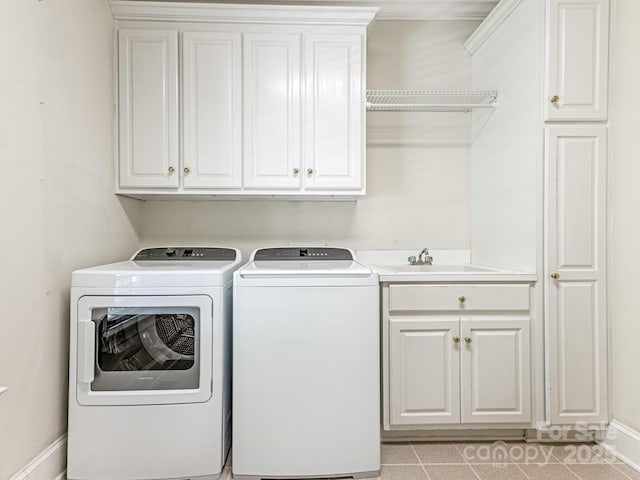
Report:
355,249,537,283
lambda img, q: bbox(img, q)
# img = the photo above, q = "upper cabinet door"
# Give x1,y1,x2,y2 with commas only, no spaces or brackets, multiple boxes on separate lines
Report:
545,0,610,121
303,33,364,191
243,33,302,190
182,32,242,189
546,125,608,425
118,29,179,188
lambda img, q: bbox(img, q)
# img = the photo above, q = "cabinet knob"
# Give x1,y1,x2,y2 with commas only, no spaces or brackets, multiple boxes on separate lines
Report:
168,166,175,174
464,337,472,344
184,167,190,175
307,168,314,175
550,95,560,104
458,295,466,303
293,168,299,175
550,272,560,280
453,336,460,344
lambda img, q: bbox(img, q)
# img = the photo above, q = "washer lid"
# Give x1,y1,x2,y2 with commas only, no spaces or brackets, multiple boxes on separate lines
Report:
251,247,354,261
240,259,372,277
241,246,371,277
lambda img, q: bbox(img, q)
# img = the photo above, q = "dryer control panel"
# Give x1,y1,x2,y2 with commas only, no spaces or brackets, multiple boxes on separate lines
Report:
253,247,353,261
133,247,237,261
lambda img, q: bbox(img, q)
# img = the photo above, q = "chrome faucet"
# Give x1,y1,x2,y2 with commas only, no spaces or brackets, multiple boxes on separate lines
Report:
408,248,433,266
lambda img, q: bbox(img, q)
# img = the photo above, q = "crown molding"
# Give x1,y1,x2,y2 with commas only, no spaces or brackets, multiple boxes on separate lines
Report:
110,1,379,25
110,1,498,22
464,0,524,54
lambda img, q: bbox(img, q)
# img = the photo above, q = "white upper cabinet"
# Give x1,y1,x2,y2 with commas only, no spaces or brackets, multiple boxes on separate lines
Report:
243,33,302,190
111,2,377,197
545,0,610,121
182,31,242,189
118,29,179,188
303,33,364,191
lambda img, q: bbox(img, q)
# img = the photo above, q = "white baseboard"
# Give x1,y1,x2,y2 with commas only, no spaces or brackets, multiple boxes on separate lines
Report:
10,434,67,480
601,420,640,472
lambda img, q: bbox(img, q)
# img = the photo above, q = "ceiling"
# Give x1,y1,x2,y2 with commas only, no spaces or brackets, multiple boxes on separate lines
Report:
128,0,500,21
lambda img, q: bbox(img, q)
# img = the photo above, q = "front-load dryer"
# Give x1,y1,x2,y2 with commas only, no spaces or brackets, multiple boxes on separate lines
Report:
67,247,241,480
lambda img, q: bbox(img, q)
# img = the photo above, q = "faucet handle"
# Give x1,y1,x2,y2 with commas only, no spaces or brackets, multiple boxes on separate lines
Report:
408,256,416,265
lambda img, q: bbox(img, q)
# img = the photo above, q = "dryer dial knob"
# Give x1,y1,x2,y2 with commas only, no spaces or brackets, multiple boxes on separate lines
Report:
165,248,177,257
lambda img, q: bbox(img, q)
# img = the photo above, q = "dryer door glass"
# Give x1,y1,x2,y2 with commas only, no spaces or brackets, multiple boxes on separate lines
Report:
91,307,200,391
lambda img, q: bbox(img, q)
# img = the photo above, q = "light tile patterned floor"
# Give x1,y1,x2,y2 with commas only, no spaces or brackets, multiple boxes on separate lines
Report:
376,442,640,480
222,442,640,480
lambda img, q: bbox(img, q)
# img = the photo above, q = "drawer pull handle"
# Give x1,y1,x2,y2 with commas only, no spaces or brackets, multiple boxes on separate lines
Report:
184,167,190,175
168,166,175,174
293,168,299,175
307,168,314,175
464,337,472,344
550,272,560,280
458,296,466,303
550,95,560,104
453,336,460,344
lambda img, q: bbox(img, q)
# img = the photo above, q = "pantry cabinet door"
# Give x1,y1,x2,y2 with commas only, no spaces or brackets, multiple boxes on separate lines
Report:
545,0,609,121
182,32,242,189
303,33,364,192
547,125,607,424
460,318,531,423
243,33,302,190
389,318,460,425
118,29,179,188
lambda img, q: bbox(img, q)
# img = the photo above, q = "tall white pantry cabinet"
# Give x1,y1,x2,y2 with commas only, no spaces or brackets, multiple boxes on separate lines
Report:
467,0,610,429
110,2,377,198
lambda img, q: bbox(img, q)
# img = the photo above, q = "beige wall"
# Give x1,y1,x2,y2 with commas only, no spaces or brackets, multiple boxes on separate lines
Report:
609,0,640,433
141,21,479,256
0,1,141,477
469,0,543,272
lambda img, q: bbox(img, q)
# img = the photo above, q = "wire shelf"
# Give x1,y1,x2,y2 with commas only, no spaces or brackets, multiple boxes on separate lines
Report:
366,90,498,112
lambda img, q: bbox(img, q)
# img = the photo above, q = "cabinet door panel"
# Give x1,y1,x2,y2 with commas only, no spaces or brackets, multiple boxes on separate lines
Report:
547,126,607,424
545,0,609,121
118,29,178,188
243,33,301,189
389,318,460,425
303,34,364,191
460,318,531,423
182,32,242,189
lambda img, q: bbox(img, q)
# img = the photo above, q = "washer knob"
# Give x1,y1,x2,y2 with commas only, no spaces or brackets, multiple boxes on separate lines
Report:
165,248,177,257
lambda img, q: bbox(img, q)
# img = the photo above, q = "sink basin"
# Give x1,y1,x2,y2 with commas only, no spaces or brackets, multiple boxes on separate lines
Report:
381,264,499,273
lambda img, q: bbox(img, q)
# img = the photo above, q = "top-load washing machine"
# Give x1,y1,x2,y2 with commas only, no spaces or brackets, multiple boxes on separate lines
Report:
232,247,380,480
67,247,241,480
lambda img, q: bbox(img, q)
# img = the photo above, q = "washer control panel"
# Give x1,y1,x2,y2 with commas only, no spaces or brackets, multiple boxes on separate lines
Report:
133,247,237,261
254,247,353,261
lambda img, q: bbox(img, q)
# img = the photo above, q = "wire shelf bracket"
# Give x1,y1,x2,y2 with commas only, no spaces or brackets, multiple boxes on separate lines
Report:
366,90,498,112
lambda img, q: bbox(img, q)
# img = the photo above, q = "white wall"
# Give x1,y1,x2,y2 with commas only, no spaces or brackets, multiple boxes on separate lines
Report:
0,1,141,478
609,0,640,434
468,0,543,272
141,21,479,257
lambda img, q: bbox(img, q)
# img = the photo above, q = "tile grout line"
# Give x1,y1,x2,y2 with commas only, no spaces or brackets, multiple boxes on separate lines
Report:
558,462,585,480
454,443,483,480
611,463,636,480
513,462,533,480
409,443,433,480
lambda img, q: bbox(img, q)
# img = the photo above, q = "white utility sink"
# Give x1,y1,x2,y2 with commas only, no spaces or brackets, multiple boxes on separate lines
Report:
380,264,500,273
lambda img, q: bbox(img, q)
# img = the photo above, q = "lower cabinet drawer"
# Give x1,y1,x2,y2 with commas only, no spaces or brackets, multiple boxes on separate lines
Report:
389,284,530,312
